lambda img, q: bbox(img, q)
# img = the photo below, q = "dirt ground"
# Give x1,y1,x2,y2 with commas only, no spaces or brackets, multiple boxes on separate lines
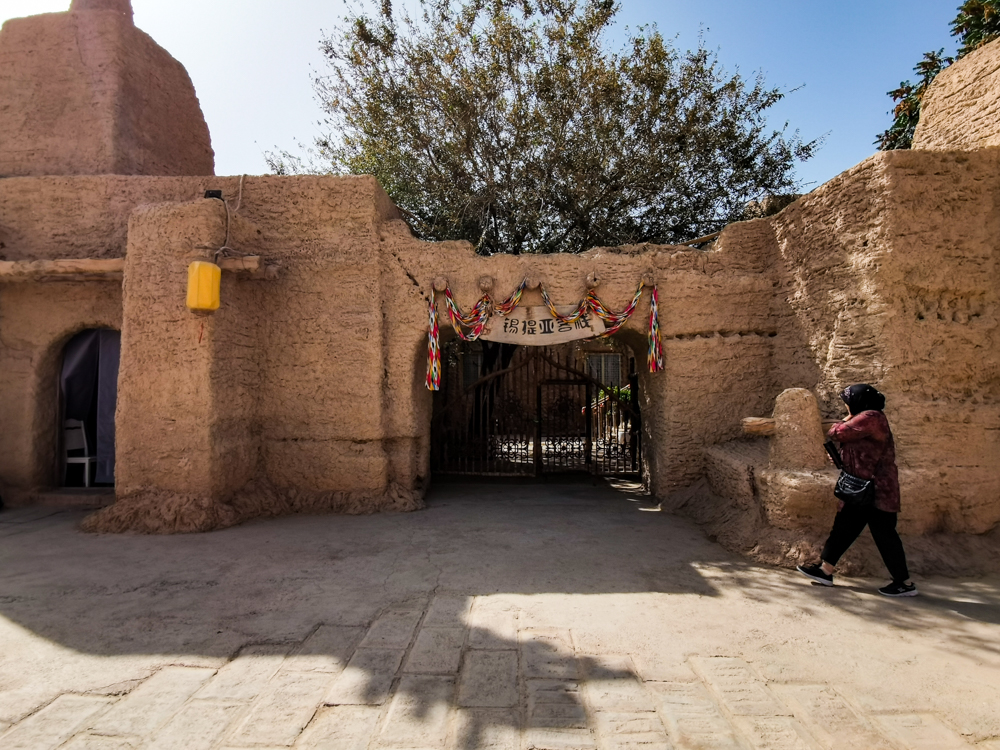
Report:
1,480,998,749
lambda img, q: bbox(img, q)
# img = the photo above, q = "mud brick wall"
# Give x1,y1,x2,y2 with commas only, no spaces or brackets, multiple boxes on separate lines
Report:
771,150,1000,534
0,164,996,536
0,6,212,177
913,37,1000,151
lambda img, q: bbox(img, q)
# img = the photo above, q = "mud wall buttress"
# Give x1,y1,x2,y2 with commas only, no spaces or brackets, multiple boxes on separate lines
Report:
117,199,259,500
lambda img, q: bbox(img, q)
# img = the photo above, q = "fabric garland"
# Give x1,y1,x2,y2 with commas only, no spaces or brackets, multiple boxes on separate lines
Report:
540,287,590,324
442,279,528,341
426,277,664,389
425,294,441,390
494,278,527,315
443,287,491,341
647,284,664,372
585,283,644,336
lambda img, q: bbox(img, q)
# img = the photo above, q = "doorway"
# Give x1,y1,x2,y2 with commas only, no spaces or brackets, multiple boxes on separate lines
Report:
59,328,120,487
431,340,642,479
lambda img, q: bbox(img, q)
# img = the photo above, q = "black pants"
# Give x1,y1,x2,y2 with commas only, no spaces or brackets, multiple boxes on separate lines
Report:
821,504,910,582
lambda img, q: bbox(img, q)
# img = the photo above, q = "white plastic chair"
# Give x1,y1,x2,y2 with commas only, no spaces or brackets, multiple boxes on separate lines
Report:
64,419,96,487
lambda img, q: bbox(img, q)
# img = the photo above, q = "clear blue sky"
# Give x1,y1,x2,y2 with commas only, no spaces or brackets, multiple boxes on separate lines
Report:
2,1,959,190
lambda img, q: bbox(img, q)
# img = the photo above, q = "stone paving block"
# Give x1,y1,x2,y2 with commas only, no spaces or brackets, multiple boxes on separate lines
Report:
378,674,455,748
647,681,743,750
873,713,972,750
296,705,382,750
196,644,290,701
772,684,895,749
593,711,672,750
453,708,520,750
580,653,637,676
424,596,474,628
326,648,405,705
522,629,579,680
285,625,366,673
0,686,69,725
733,716,820,750
406,627,467,674
60,735,139,750
522,727,597,749
227,670,331,747
145,700,244,750
583,676,656,713
88,667,215,737
359,610,423,650
458,650,519,707
527,680,588,729
468,604,518,649
689,657,789,717
629,656,699,685
0,694,113,750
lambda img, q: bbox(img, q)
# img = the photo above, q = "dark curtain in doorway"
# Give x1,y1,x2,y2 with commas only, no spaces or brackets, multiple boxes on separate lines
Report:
60,329,121,484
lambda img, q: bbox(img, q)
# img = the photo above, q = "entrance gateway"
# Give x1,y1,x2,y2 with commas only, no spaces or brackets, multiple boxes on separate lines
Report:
427,285,655,481
431,340,642,478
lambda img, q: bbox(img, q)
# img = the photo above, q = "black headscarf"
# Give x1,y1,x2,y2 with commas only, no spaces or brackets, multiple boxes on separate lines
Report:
840,383,885,414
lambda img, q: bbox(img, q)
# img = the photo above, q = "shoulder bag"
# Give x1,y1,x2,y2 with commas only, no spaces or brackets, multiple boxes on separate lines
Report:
826,440,878,507
833,471,876,506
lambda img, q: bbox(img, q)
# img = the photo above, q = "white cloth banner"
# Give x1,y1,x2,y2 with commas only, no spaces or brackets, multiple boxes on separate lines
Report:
480,306,605,345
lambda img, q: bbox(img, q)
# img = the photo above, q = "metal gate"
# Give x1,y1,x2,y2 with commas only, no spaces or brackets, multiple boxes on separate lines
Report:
431,342,642,478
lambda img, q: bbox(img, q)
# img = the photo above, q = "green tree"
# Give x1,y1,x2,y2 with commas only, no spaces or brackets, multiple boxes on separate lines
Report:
269,0,816,254
877,0,1000,150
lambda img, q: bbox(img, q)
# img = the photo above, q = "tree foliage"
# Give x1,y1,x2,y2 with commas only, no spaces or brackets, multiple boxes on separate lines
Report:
876,0,1000,150
268,0,816,254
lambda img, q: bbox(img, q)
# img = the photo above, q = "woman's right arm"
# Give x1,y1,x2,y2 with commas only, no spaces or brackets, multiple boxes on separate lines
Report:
827,411,883,443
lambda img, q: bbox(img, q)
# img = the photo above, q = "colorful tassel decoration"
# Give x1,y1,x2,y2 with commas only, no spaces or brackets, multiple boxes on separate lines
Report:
425,294,441,390
425,277,663,383
647,284,664,372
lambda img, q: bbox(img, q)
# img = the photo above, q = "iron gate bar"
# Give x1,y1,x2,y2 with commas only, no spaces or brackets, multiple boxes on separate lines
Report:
431,343,642,479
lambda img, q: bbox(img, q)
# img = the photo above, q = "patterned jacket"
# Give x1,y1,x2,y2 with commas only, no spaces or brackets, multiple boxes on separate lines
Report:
827,410,901,513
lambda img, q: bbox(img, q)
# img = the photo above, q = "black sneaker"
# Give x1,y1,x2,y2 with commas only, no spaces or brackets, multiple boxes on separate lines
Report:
879,581,918,597
796,564,833,586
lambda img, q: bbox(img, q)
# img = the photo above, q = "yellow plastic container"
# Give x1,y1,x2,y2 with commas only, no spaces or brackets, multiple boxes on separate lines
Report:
186,260,221,311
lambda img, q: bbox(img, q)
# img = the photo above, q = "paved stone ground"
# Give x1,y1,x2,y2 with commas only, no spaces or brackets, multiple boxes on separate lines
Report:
1,480,999,749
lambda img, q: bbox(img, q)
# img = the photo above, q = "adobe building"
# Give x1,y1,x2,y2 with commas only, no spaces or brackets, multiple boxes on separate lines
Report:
0,1,997,572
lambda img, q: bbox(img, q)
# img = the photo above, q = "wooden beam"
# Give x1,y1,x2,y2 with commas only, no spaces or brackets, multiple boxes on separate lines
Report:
677,230,722,247
742,417,840,437
0,256,268,282
218,255,261,274
0,259,124,280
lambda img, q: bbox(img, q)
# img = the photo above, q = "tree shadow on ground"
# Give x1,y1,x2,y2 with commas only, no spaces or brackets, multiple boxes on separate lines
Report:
1,480,999,745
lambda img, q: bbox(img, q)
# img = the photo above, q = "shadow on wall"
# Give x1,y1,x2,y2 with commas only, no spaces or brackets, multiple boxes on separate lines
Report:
1,481,999,745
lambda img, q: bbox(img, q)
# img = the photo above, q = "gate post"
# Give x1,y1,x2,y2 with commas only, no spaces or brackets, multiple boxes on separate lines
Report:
534,384,543,477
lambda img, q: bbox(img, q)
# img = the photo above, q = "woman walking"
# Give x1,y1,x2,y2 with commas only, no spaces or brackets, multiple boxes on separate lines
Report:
797,384,918,597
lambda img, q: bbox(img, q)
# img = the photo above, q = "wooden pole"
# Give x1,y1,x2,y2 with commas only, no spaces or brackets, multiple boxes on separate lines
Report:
0,259,124,280
0,256,266,282
742,417,839,437
677,230,722,247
